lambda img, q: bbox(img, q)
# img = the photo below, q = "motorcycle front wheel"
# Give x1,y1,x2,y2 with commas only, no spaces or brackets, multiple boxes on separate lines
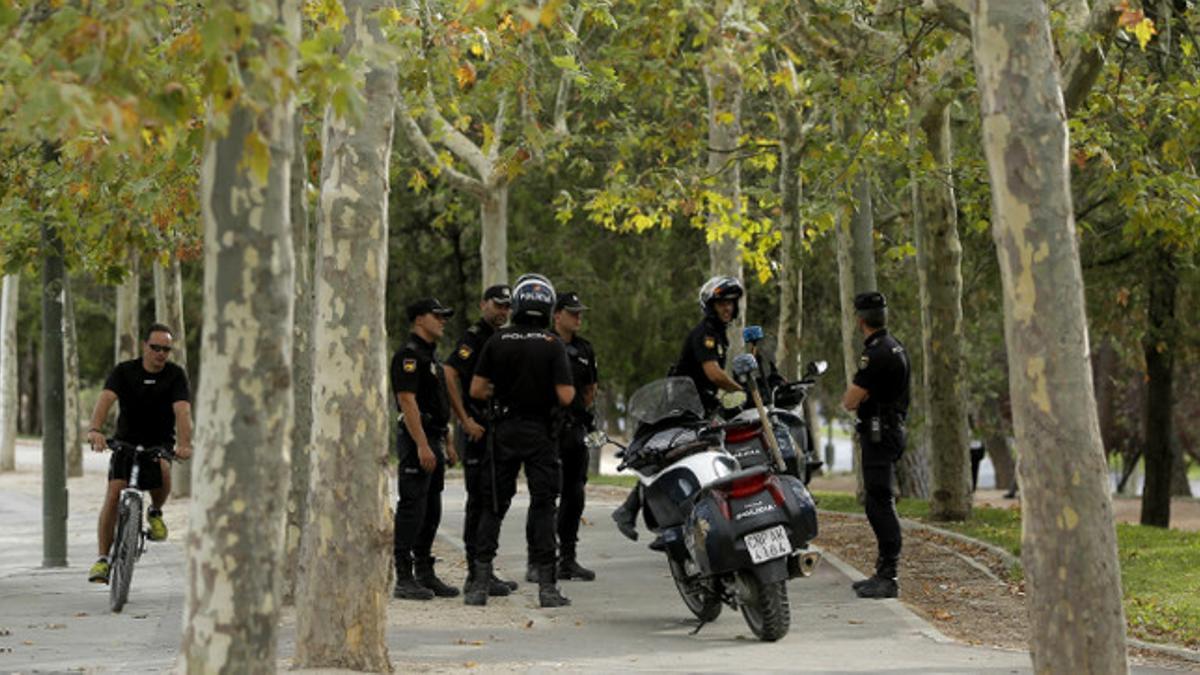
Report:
738,571,790,642
668,556,722,622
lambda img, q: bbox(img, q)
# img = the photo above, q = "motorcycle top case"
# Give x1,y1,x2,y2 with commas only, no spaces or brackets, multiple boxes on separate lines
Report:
684,471,818,578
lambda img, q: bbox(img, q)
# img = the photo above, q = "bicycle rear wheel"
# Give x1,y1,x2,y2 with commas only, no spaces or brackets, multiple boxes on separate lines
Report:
109,496,140,612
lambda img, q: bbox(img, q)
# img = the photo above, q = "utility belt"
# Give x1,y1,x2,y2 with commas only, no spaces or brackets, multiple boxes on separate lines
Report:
399,412,449,437
856,411,905,444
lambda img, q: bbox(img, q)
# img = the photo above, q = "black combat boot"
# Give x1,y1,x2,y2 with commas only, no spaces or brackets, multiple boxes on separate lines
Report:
537,565,571,608
393,557,435,601
852,557,885,591
557,548,596,581
415,556,460,598
854,575,898,599
491,571,518,594
463,561,492,606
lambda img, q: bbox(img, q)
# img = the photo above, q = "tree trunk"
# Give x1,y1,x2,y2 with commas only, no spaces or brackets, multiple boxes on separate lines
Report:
835,201,866,499
114,253,140,363
969,2,1128,671
20,322,38,436
181,3,299,670
480,185,509,288
0,274,19,472
154,255,190,496
63,279,82,478
283,114,314,605
41,222,67,567
1140,244,1177,526
912,101,971,520
774,91,804,380
981,395,1016,491
293,1,396,669
704,52,746,355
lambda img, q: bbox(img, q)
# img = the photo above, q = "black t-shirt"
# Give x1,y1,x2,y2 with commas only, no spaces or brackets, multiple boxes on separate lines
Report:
553,331,598,418
672,316,729,413
444,319,495,417
852,328,911,421
390,333,451,429
104,359,190,447
474,325,572,422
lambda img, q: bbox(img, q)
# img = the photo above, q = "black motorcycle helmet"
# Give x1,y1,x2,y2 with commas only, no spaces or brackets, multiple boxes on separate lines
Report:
511,273,557,327
698,275,744,320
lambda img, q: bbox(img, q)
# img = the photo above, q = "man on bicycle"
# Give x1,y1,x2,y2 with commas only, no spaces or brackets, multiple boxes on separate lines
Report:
86,323,193,583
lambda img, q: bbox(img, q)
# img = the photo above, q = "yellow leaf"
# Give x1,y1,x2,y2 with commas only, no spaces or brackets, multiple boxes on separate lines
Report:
469,42,484,57
1134,18,1157,50
455,62,477,89
408,169,427,194
716,111,735,126
242,130,270,185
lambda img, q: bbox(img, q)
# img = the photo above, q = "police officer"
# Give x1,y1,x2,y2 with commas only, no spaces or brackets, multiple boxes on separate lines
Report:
392,298,459,601
466,274,575,608
443,284,518,597
548,291,598,582
841,291,910,599
611,276,744,541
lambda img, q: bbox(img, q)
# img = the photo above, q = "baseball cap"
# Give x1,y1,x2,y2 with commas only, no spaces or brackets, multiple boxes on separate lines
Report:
407,298,454,322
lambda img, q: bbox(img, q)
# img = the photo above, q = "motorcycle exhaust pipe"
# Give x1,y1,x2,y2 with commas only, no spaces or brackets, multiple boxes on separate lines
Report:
797,551,821,578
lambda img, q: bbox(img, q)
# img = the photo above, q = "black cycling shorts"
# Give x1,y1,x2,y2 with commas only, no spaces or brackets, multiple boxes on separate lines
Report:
107,448,166,491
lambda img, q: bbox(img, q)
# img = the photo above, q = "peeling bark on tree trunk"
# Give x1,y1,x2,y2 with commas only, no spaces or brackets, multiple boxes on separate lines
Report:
63,280,82,478
283,115,314,605
480,185,509,288
911,101,971,520
181,2,298,671
773,87,805,380
969,2,1128,671
114,253,140,363
1141,243,1177,525
834,206,866,499
1,274,20,472
154,256,189,496
293,1,396,669
705,53,746,356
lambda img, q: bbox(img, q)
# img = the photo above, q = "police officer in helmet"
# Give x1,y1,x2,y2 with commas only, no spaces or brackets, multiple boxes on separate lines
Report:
391,298,459,600
841,291,910,599
611,275,744,542
466,274,575,608
443,284,518,597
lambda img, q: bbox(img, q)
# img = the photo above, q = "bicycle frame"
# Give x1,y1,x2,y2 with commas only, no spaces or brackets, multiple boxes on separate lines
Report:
106,440,172,612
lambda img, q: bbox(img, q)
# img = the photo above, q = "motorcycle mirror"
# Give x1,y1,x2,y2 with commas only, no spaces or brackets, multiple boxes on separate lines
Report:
805,360,828,376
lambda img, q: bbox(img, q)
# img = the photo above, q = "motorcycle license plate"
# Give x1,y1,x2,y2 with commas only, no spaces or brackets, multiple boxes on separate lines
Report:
744,525,792,564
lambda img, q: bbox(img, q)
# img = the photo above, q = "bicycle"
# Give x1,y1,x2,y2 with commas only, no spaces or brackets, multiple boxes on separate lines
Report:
104,439,176,613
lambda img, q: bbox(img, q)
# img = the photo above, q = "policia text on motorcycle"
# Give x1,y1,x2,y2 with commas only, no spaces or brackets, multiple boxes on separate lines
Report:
443,284,520,597
391,298,461,601
611,275,745,543
467,274,576,608
840,291,911,600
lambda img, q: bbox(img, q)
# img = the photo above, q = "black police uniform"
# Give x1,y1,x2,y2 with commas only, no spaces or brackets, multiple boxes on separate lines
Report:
103,359,190,489
673,315,729,415
443,319,496,568
471,325,573,582
391,333,452,585
551,330,597,574
853,326,911,583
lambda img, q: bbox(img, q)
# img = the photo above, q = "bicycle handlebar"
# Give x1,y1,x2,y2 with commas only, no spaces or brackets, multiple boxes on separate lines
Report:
106,438,178,461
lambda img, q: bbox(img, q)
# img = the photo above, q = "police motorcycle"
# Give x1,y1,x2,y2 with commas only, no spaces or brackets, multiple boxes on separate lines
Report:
721,329,829,485
611,376,820,642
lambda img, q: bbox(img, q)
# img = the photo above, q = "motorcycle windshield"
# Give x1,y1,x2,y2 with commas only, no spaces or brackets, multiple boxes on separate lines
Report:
627,377,705,426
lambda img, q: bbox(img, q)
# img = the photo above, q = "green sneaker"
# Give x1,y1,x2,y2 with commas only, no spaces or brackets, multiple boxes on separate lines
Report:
89,559,110,584
147,511,168,541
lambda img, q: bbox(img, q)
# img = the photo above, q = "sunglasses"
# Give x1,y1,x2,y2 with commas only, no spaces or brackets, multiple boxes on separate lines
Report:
148,344,172,354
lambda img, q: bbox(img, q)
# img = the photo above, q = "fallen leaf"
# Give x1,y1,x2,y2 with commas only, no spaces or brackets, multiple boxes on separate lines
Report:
932,609,953,621
73,612,89,618
22,640,32,646
464,661,477,668
45,624,66,630
524,620,534,629
847,620,864,625
133,614,149,619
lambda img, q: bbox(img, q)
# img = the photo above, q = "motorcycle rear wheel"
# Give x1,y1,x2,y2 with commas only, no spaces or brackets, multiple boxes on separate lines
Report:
668,556,721,622
738,572,790,642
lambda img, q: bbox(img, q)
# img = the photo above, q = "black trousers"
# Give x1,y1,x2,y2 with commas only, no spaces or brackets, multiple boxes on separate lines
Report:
394,429,446,569
556,427,589,559
860,423,906,579
460,423,489,563
473,419,561,570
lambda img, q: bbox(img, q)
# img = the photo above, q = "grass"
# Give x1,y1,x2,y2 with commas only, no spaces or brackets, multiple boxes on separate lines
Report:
814,490,1200,649
589,473,638,488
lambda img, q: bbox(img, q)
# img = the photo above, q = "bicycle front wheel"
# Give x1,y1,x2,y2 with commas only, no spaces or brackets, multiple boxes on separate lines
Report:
109,497,140,612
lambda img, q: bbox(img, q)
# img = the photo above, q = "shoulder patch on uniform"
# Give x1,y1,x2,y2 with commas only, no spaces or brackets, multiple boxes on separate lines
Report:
458,345,472,359
704,336,716,349
403,358,417,373
859,355,870,370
